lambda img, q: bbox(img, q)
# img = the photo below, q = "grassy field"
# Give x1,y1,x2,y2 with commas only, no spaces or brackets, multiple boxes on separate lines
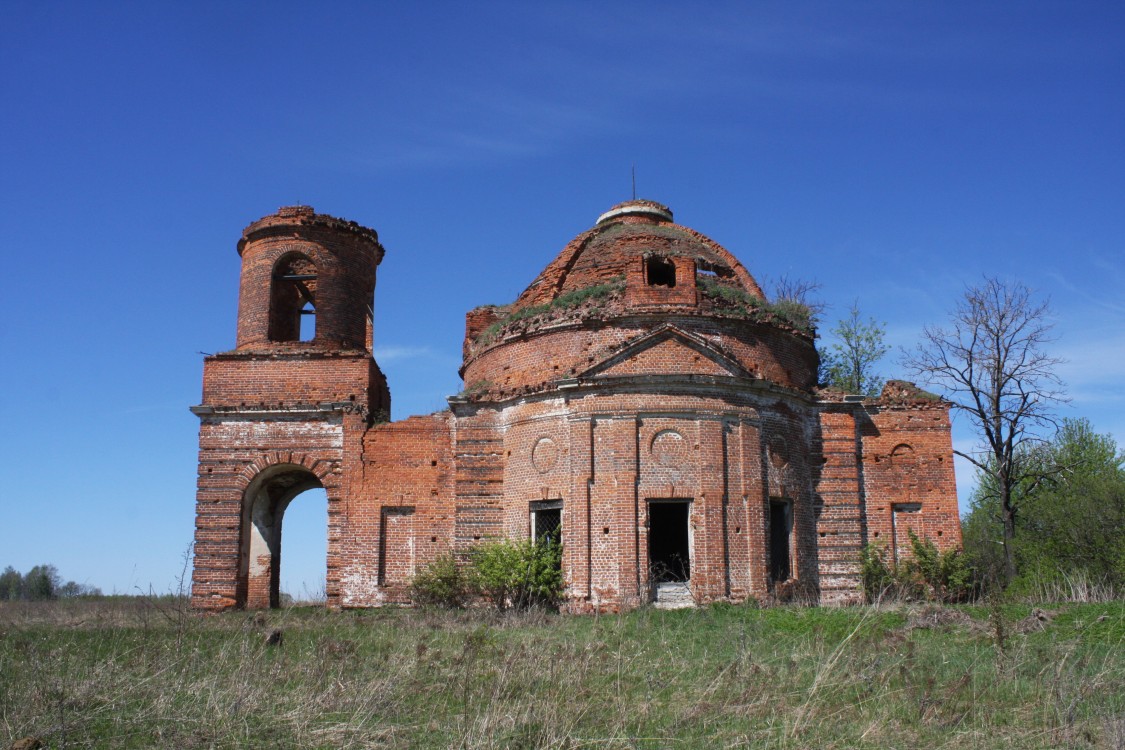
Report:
1,599,1122,749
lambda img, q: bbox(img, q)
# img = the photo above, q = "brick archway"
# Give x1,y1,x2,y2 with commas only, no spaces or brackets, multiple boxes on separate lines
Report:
237,457,336,609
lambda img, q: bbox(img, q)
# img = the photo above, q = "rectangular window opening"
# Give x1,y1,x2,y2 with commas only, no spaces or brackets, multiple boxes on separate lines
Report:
530,500,562,545
645,256,677,288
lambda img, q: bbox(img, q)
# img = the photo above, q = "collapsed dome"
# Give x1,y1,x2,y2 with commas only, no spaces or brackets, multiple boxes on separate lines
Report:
460,200,820,398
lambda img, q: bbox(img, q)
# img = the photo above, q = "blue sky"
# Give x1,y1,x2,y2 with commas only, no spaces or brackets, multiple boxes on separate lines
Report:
2,2,1122,597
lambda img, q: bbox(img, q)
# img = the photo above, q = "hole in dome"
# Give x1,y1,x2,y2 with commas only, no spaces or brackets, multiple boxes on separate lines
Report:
695,260,733,278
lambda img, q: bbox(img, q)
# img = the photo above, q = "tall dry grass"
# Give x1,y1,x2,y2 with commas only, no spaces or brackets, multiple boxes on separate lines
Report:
0,598,1121,748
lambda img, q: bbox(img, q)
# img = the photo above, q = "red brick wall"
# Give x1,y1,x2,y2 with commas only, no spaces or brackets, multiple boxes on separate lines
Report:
335,413,453,606
860,401,962,556
201,353,384,411
481,389,822,611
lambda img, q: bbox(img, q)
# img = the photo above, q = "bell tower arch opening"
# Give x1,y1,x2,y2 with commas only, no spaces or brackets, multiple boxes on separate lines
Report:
269,253,318,343
239,464,326,609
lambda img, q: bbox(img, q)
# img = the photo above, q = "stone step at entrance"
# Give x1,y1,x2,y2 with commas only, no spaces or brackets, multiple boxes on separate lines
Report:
652,581,695,609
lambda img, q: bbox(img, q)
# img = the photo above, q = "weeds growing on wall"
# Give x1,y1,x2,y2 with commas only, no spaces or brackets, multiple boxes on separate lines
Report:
475,277,626,346
697,276,815,334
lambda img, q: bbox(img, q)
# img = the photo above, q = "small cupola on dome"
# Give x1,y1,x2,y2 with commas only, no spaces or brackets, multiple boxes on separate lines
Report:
596,199,674,226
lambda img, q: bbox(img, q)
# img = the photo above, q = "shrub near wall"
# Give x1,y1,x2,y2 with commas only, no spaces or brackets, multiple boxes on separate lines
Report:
472,539,563,611
409,540,563,611
860,531,971,604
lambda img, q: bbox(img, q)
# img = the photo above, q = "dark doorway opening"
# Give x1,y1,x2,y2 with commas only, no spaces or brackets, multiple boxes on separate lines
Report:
769,499,791,582
648,500,690,582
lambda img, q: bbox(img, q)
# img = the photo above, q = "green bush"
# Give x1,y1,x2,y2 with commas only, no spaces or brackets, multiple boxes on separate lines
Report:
472,538,563,611
860,533,973,604
408,540,564,611
907,530,973,603
859,543,916,603
408,553,473,608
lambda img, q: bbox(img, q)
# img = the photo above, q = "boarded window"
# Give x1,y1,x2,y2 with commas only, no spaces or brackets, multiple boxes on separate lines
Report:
379,507,416,585
891,502,922,565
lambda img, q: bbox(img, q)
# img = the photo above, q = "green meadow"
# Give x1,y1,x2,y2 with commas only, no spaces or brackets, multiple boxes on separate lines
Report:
1,599,1121,749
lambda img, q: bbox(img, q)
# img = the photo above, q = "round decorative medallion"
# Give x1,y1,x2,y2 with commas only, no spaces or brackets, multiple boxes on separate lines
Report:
531,437,558,474
768,435,789,468
651,430,688,468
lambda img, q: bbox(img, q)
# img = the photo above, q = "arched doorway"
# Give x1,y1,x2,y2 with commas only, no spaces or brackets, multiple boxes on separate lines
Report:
239,464,325,609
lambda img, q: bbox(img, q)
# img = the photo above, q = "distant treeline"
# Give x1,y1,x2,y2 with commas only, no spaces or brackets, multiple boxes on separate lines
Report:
0,564,102,601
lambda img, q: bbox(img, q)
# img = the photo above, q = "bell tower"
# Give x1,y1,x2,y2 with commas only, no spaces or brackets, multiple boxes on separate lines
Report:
191,206,389,610
233,205,383,353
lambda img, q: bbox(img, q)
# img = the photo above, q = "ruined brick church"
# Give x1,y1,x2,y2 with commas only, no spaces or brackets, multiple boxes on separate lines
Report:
191,200,961,611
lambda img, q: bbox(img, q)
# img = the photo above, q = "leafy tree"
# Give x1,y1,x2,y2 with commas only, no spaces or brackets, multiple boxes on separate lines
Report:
23,564,60,600
903,278,1066,584
820,303,889,395
0,564,100,601
960,488,1008,593
57,580,103,598
962,418,1124,593
1015,419,1124,590
0,566,22,601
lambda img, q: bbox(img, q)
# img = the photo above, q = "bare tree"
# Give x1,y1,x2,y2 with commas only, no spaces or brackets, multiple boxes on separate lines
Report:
770,275,826,315
767,274,827,331
902,277,1067,583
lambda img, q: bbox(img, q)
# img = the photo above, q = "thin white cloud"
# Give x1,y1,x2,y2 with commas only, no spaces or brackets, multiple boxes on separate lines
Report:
373,345,433,363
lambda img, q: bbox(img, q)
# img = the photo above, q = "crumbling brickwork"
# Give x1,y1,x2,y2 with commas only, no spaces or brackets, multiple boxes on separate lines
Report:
191,200,962,611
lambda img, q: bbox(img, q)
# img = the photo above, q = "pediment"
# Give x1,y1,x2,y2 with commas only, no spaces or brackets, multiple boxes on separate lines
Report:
579,325,750,380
